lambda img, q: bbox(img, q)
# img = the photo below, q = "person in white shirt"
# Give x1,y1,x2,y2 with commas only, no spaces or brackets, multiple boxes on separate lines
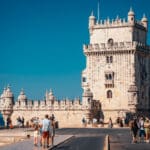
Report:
139,117,146,142
42,114,50,148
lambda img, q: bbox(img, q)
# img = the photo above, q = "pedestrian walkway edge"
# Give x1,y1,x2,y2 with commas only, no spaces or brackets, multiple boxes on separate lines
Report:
49,135,74,150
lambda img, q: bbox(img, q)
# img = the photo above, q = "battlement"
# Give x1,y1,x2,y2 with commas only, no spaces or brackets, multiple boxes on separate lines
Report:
91,18,146,30
12,98,96,110
83,41,150,53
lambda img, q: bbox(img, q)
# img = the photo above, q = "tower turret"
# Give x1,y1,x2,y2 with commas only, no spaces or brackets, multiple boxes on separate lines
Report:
18,89,27,104
82,88,93,106
141,14,148,30
45,89,49,101
0,86,14,126
48,89,55,104
89,11,96,34
3,86,14,109
0,88,6,106
45,89,55,104
128,7,135,25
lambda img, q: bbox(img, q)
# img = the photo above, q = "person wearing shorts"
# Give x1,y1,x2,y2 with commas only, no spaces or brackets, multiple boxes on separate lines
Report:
139,117,146,142
42,114,50,148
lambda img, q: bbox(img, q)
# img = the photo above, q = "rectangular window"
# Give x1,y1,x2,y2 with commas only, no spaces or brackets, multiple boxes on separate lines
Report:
104,72,114,88
106,56,113,63
82,77,86,82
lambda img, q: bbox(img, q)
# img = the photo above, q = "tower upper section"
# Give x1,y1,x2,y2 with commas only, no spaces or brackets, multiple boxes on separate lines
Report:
88,8,148,45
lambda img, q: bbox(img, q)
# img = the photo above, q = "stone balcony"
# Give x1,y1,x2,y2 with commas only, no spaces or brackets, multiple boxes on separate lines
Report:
83,41,150,53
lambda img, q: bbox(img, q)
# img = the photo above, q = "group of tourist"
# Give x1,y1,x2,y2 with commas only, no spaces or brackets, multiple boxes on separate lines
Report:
33,114,56,148
16,116,24,127
130,116,150,143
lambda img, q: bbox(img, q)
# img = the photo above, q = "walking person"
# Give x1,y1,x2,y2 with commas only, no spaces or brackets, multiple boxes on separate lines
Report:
108,117,113,128
144,118,150,143
42,114,50,148
50,119,56,147
33,125,39,146
130,118,139,143
139,117,146,142
39,123,43,146
82,117,87,127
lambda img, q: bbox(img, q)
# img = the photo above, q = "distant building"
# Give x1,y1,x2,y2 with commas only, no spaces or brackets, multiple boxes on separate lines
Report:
82,8,150,120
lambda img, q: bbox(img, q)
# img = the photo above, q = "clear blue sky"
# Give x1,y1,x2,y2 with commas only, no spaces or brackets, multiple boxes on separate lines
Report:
0,0,150,100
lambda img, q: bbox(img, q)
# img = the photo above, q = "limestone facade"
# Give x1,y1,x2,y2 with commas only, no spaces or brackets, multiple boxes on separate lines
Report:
82,8,150,121
0,87,100,127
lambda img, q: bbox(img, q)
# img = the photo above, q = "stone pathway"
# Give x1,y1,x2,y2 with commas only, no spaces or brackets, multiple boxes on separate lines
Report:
0,128,73,150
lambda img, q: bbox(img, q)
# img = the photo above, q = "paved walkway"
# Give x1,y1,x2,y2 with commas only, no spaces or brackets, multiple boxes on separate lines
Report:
109,131,150,150
0,128,73,150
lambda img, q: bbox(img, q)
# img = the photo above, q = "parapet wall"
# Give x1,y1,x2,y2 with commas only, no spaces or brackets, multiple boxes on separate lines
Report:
83,41,150,53
13,99,95,110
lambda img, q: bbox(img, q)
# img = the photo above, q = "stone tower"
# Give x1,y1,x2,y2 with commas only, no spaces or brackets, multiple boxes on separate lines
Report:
82,8,150,121
0,86,14,126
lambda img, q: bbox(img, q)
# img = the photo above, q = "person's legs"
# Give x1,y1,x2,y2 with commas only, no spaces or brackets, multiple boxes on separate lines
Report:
42,132,46,148
40,135,42,146
46,132,50,148
51,136,54,146
34,136,38,146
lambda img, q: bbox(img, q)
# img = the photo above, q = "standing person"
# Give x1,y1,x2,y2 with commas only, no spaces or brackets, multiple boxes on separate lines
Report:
82,117,87,127
130,119,139,143
6,117,10,129
108,117,113,128
139,117,146,142
50,119,55,147
144,118,150,143
51,114,55,121
21,117,24,127
33,125,39,146
39,123,43,146
42,114,50,148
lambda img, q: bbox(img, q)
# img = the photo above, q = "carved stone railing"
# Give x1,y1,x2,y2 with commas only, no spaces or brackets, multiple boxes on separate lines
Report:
83,41,150,53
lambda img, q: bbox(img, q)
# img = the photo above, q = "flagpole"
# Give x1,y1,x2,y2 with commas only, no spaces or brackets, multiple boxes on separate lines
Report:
97,0,100,22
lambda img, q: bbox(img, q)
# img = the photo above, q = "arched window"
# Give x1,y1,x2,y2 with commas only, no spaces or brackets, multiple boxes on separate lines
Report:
110,56,113,63
106,56,113,63
107,90,112,98
88,98,91,103
108,38,114,46
82,77,86,82
108,74,112,80
106,56,109,63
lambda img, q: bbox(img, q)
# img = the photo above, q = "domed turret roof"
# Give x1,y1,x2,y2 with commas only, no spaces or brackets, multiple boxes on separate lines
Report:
49,89,55,101
89,11,96,19
4,86,13,98
18,89,27,101
83,88,93,97
142,14,148,22
128,7,135,16
0,88,6,98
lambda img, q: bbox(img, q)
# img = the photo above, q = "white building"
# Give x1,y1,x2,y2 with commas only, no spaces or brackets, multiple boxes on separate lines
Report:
82,8,150,120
